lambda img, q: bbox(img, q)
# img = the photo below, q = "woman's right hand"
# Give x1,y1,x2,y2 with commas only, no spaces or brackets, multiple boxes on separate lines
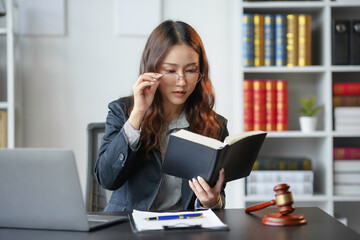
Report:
129,73,162,130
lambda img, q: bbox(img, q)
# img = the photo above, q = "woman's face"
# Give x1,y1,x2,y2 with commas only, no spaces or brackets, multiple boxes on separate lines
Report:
157,44,200,113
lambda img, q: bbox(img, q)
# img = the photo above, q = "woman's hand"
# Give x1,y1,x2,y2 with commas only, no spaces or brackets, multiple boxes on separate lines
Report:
189,168,225,208
129,73,162,130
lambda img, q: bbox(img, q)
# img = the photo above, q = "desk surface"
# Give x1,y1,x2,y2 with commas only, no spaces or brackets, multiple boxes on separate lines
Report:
0,207,359,240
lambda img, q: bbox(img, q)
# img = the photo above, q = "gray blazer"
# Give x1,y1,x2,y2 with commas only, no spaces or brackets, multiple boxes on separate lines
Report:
94,97,229,211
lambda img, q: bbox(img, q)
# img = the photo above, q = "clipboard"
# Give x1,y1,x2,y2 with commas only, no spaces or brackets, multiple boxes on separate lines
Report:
128,209,229,233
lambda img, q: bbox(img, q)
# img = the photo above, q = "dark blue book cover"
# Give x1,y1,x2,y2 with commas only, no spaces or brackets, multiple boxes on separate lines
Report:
243,14,254,67
275,14,287,66
265,14,275,66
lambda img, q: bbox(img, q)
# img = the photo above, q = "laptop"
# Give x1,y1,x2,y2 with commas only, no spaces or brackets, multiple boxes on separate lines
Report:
0,148,127,231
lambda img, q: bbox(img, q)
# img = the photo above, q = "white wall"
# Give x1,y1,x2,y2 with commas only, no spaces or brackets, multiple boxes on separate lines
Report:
18,0,236,203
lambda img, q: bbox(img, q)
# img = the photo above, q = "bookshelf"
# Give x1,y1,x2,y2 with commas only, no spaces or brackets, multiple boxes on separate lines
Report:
228,0,360,233
0,0,16,148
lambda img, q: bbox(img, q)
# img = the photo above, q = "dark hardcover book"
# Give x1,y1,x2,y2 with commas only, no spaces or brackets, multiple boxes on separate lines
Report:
350,20,360,65
163,130,267,186
332,20,350,65
252,156,312,170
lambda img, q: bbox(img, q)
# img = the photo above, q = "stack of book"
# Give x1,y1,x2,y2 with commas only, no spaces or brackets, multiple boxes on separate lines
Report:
333,147,360,195
0,111,7,148
243,13,311,67
333,82,360,132
246,156,314,196
244,79,288,131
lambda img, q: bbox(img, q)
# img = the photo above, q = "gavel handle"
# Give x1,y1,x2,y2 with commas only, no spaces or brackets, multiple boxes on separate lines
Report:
245,200,276,213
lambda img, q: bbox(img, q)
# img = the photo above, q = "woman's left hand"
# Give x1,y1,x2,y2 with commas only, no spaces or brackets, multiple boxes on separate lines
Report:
189,168,225,208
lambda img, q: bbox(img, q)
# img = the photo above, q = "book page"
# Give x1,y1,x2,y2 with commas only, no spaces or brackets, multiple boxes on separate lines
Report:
171,129,225,149
224,131,266,145
131,209,227,232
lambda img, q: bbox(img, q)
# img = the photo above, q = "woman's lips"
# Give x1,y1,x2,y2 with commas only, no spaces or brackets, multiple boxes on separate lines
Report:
173,91,186,97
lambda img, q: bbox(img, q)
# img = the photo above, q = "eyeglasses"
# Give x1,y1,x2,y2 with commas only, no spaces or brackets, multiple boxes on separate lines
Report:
161,71,202,86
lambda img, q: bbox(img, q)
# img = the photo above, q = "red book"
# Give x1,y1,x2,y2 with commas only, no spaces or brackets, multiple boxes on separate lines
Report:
266,80,277,131
253,80,266,131
334,147,360,160
244,80,254,131
276,80,288,131
333,82,360,95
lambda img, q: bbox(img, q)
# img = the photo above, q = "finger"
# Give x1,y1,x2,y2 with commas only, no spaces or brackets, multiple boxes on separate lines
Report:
191,178,206,196
134,81,157,94
134,73,160,87
214,168,225,193
196,176,212,193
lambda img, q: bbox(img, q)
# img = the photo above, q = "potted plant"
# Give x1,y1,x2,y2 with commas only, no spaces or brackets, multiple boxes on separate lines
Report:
299,96,323,132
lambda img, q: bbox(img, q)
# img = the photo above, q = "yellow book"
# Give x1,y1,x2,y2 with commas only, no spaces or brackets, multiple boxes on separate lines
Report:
286,14,298,67
254,14,264,67
298,14,312,66
0,111,7,148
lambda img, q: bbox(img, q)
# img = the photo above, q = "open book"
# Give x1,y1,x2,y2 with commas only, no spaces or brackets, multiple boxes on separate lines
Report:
163,130,267,186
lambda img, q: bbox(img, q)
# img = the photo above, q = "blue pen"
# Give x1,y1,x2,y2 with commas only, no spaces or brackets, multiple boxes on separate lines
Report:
144,213,203,221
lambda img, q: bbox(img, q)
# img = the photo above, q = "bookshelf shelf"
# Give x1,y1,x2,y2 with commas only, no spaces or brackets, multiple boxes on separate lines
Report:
245,194,329,202
266,131,328,138
331,66,360,72
243,66,326,73
228,0,360,233
0,0,16,149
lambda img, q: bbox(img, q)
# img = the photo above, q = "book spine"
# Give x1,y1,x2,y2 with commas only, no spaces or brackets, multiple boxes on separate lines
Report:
286,14,298,67
265,80,277,131
243,14,255,67
276,80,288,131
334,147,360,160
332,20,350,65
253,157,312,170
334,106,360,116
253,80,266,131
298,14,311,66
244,80,254,131
264,14,275,66
254,14,265,67
275,14,287,66
334,173,360,184
247,182,313,195
333,82,360,95
350,20,360,65
247,170,314,182
0,111,7,148
334,160,360,172
334,185,360,195
333,96,360,107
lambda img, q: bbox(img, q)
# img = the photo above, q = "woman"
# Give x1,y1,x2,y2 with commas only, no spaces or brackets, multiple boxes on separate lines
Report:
95,20,229,211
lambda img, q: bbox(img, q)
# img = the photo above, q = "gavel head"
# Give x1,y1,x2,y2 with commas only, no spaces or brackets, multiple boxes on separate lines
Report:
274,183,295,215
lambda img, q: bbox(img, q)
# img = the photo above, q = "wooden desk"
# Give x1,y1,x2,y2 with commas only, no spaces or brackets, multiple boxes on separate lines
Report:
0,207,359,240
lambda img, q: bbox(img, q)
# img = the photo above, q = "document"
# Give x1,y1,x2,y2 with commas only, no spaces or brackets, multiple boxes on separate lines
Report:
129,209,228,233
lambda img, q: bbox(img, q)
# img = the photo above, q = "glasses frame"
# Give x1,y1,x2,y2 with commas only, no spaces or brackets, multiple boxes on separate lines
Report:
161,72,203,86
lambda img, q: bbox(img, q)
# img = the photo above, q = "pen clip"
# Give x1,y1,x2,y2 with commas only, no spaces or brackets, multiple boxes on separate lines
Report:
163,224,202,231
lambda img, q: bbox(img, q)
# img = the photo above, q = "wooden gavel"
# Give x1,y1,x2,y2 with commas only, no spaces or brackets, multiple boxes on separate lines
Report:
245,183,295,215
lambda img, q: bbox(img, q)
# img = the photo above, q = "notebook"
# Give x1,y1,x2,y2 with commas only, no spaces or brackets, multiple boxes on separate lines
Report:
0,148,127,231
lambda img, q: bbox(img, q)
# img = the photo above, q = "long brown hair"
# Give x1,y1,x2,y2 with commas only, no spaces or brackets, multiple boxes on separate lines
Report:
131,20,221,157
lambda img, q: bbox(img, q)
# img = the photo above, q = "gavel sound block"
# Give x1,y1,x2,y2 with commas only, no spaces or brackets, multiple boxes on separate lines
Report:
245,183,307,226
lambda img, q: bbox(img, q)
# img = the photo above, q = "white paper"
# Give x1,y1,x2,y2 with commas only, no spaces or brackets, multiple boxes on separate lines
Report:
131,209,227,232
